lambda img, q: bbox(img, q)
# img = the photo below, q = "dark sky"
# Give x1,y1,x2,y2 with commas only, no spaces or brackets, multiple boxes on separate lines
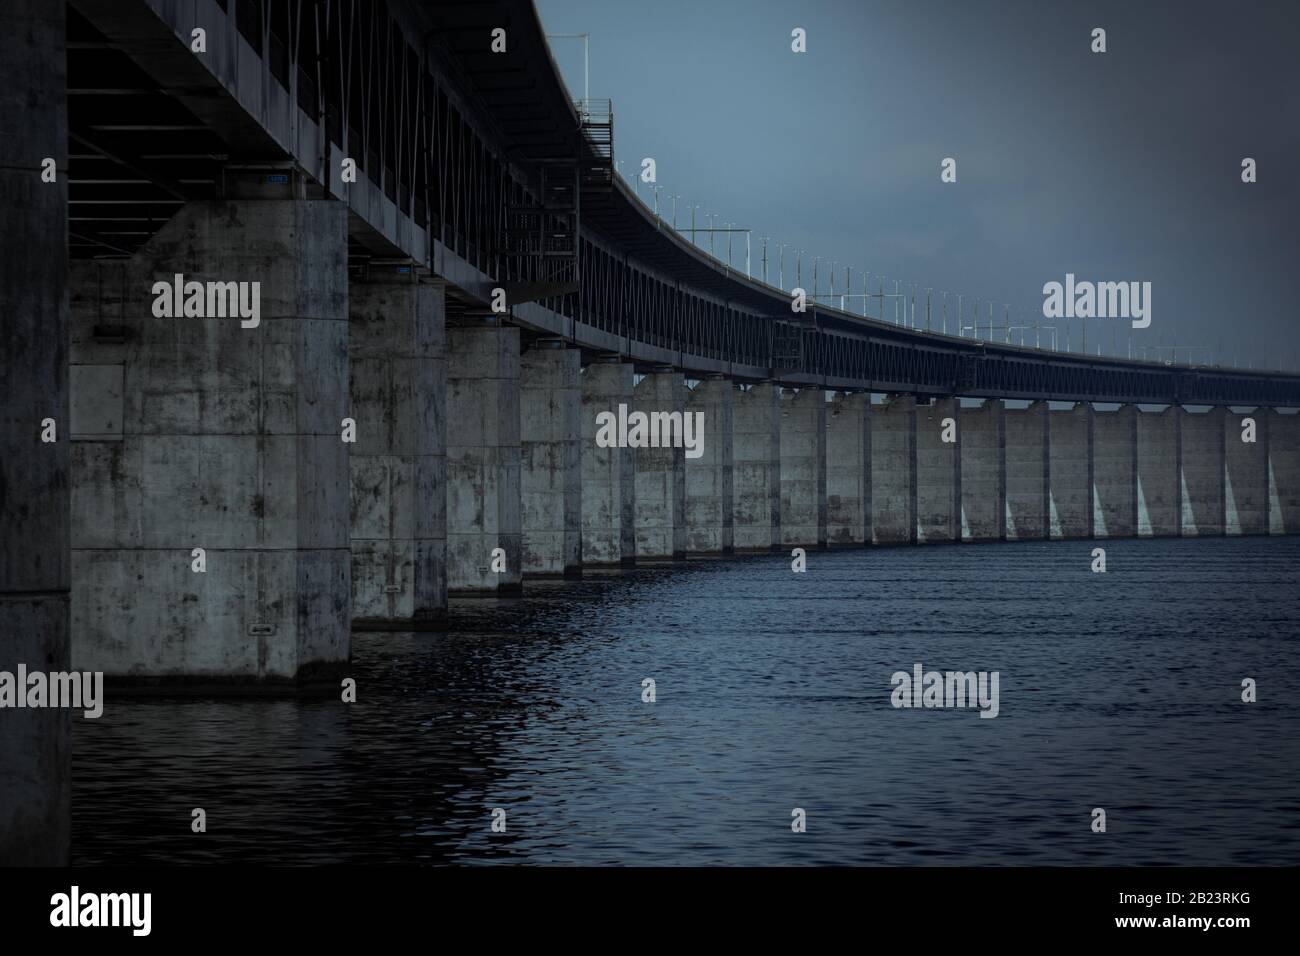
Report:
536,0,1300,371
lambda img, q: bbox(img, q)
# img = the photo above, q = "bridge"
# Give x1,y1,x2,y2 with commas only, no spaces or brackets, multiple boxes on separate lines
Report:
3,0,1300,862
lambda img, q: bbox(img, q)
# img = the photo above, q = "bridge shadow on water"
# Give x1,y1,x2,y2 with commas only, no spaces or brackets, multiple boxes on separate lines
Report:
73,537,1300,865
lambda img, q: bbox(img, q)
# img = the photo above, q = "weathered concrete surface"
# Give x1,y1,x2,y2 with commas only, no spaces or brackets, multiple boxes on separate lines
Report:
1180,407,1225,536
0,0,70,864
580,361,635,565
872,395,916,544
1049,403,1093,539
827,392,871,546
447,323,522,592
1224,409,1268,535
1268,410,1300,534
732,383,781,551
633,372,687,560
780,388,827,548
916,398,959,542
1004,401,1048,540
1136,406,1180,536
348,275,446,626
1092,406,1136,539
520,345,581,576
70,199,351,682
685,378,734,554
960,400,1004,541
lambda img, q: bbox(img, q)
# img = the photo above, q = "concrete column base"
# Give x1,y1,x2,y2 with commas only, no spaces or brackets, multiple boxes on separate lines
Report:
1268,410,1300,534
633,371,687,560
916,398,959,543
1180,407,1226,536
447,323,522,594
349,273,447,628
521,345,582,577
686,378,734,555
580,361,636,566
69,197,351,683
871,394,916,544
1137,406,1180,536
1224,407,1268,535
1004,401,1049,540
732,383,781,551
780,388,827,548
827,392,871,546
1,0,70,863
960,400,1005,541
1092,405,1136,539
1049,403,1094,539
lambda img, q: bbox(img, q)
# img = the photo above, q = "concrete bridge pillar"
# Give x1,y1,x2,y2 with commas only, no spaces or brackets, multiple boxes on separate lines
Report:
69,196,351,683
872,394,916,544
633,371,687,560
1136,406,1180,536
959,399,1005,541
1004,401,1049,540
1092,405,1137,539
827,392,872,546
1,0,70,864
1268,410,1300,534
780,388,827,549
1179,406,1226,536
520,343,582,576
1049,403,1094,539
685,377,734,555
348,272,447,627
1224,408,1268,535
916,398,960,543
580,360,636,566
732,383,781,551
447,322,522,592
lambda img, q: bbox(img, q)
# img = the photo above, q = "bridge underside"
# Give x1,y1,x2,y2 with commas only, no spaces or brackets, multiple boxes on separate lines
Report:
60,0,1300,406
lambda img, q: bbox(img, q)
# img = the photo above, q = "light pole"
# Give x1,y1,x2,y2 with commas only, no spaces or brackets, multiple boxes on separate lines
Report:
759,236,769,284
545,33,590,104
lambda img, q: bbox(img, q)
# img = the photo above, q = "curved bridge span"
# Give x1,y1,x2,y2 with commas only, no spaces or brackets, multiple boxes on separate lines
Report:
5,3,1300,858
64,0,1300,407
4,0,1300,707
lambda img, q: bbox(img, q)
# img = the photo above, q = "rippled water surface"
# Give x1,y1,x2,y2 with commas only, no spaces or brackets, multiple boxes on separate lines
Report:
73,537,1300,865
